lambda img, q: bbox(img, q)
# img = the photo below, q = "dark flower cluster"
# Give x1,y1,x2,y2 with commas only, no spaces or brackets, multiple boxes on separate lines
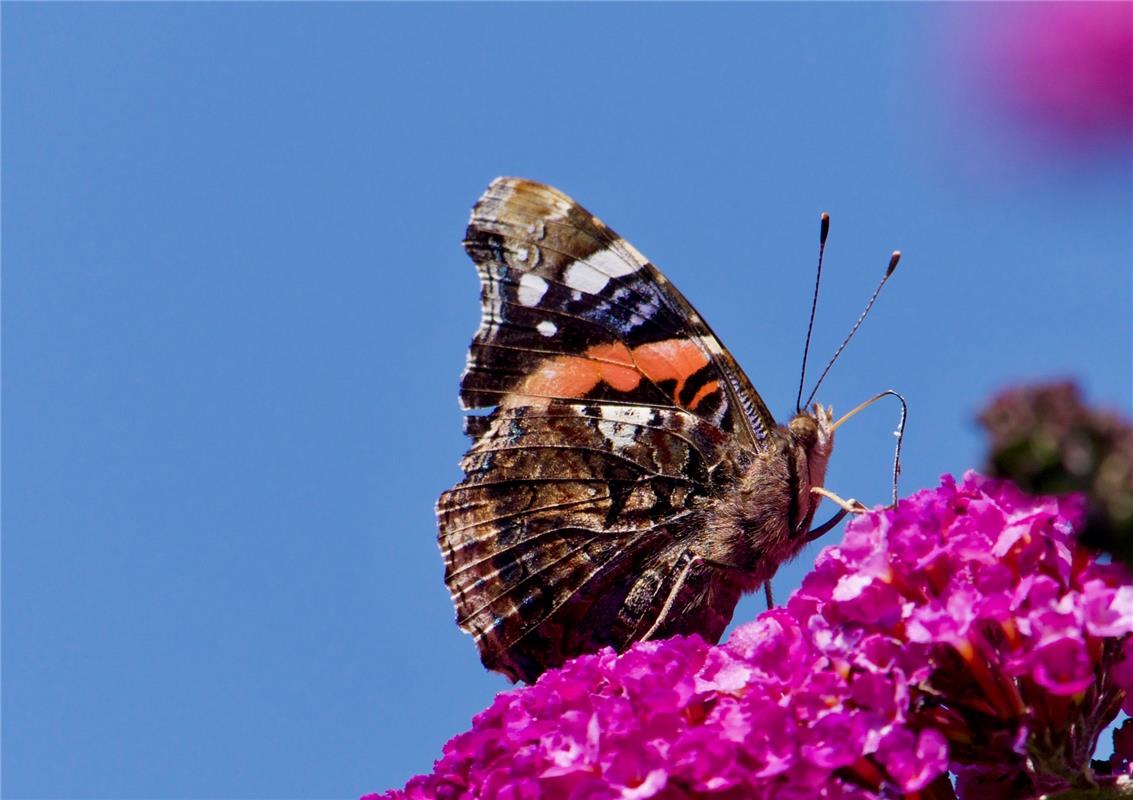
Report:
980,381,1133,569
375,474,1133,799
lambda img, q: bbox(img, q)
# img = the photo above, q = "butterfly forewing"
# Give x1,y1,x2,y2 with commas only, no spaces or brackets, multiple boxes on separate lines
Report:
459,178,776,443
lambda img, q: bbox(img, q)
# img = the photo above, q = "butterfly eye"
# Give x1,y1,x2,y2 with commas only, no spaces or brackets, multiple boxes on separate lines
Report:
787,414,819,449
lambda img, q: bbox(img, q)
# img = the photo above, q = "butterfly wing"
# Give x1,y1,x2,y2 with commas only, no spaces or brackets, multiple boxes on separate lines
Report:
458,177,776,446
438,178,774,682
440,404,747,682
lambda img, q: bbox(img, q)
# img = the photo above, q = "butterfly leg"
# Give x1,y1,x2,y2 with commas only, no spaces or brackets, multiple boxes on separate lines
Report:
811,487,868,515
638,551,698,641
639,550,755,642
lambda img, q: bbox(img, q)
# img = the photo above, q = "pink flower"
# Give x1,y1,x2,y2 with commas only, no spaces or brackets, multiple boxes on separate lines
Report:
873,728,950,793
988,3,1133,144
376,474,1132,799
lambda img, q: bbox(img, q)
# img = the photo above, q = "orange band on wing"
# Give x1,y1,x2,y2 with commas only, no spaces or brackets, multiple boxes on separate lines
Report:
632,340,710,401
688,379,720,411
516,338,713,409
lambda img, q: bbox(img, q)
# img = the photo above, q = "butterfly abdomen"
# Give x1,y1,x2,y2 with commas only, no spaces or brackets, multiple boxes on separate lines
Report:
702,422,834,584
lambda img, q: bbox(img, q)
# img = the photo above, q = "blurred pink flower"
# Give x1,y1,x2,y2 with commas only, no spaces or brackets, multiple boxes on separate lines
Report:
373,474,1133,799
987,3,1133,144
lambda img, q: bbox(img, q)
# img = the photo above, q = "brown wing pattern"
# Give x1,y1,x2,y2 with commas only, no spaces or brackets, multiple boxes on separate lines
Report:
438,403,749,682
438,178,770,682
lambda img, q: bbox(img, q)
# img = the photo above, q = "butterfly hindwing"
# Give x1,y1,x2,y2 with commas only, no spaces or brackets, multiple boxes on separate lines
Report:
437,402,745,682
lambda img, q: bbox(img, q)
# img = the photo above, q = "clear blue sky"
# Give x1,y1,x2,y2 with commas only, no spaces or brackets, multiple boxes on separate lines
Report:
4,4,1130,799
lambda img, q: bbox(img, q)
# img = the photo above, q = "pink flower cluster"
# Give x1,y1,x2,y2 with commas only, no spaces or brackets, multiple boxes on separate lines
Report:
376,474,1133,799
795,473,1132,797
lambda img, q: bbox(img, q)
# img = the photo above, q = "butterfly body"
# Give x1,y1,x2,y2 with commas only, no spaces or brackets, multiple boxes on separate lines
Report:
437,178,834,683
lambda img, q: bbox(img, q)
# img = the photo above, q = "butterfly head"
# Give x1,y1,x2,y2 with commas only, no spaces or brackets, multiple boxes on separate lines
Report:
788,402,834,453
786,404,836,530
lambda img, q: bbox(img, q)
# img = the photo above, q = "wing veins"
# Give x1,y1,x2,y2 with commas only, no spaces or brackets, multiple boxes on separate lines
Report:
502,524,689,650
462,514,690,639
447,474,696,490
471,414,717,467
472,239,689,334
468,268,687,349
456,531,609,628
465,385,679,411
440,494,613,541
463,441,704,483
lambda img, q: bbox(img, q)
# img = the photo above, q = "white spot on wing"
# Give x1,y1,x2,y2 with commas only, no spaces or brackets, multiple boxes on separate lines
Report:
563,261,609,294
476,264,504,338
601,405,654,425
588,244,641,278
545,200,571,221
596,405,654,450
536,320,557,337
696,334,726,356
517,273,549,307
562,242,642,296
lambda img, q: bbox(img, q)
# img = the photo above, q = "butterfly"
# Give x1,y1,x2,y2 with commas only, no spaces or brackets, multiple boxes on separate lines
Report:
437,178,853,683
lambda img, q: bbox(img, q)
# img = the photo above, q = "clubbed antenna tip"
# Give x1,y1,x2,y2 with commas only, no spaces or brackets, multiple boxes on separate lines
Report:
796,213,832,413
802,247,902,410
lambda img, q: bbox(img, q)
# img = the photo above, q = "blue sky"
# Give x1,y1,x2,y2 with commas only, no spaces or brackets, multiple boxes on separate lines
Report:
4,4,1130,799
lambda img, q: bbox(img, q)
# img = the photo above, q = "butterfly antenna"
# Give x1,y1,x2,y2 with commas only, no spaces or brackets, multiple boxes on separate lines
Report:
803,250,901,409
796,213,831,413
